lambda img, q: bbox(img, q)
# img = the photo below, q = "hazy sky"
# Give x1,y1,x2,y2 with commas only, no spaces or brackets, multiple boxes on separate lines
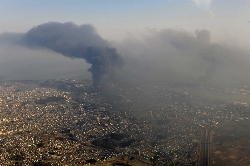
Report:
0,0,250,83
0,0,249,43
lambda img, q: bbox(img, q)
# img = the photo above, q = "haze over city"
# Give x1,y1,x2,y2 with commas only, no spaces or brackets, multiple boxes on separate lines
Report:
0,1,250,165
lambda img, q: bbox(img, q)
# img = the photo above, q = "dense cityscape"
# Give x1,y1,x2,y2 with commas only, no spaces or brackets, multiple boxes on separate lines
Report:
1,0,250,165
0,78,250,165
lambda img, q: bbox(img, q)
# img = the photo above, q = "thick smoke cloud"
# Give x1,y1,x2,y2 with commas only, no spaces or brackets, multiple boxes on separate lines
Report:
1,24,250,88
22,22,124,87
195,29,211,43
114,28,250,86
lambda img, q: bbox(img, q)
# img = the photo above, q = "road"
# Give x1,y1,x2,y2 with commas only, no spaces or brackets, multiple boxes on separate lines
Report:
199,128,211,166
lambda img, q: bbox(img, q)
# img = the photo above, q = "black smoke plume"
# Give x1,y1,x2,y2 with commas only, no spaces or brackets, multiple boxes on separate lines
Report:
23,22,123,87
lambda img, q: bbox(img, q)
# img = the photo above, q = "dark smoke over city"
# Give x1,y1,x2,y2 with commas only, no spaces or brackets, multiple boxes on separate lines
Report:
1,22,250,88
113,28,250,86
1,1,250,165
23,22,124,87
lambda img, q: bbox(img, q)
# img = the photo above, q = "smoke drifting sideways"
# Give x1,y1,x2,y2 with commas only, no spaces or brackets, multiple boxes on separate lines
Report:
113,29,250,86
22,22,124,88
1,24,250,89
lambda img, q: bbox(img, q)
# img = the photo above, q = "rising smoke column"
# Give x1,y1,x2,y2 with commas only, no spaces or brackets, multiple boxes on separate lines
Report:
23,22,123,87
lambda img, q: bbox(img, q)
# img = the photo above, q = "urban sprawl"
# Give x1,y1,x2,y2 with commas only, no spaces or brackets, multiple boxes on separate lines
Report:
0,79,250,165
